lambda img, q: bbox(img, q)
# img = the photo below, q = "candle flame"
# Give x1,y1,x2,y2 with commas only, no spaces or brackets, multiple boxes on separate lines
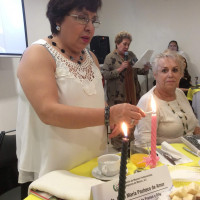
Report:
151,95,156,113
122,122,128,137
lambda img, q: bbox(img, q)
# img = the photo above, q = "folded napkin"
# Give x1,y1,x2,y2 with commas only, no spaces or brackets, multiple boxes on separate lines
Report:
29,170,103,200
158,141,193,166
169,165,200,182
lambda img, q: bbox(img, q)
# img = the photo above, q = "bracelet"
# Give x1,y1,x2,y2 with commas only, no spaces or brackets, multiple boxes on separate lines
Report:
104,106,110,126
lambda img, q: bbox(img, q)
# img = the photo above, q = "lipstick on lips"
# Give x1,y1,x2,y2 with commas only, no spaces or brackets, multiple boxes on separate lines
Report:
82,36,90,43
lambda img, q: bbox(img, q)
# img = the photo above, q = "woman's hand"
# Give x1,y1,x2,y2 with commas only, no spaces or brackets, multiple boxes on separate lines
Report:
109,103,145,138
143,62,151,71
109,124,121,138
117,61,129,73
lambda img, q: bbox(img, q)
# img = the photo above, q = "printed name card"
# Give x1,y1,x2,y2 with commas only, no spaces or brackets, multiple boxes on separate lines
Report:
90,165,172,200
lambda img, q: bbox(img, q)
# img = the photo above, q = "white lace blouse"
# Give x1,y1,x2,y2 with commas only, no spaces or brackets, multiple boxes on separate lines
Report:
16,39,107,183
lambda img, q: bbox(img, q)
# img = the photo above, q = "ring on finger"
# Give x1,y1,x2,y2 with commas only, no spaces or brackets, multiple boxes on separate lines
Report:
130,119,134,125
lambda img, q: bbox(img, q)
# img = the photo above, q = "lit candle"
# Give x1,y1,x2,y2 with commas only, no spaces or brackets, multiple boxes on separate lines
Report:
118,122,129,200
150,95,157,168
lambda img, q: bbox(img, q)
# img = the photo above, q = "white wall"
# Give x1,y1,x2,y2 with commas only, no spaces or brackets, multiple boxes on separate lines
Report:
0,0,200,130
0,0,49,131
0,57,19,131
96,0,200,89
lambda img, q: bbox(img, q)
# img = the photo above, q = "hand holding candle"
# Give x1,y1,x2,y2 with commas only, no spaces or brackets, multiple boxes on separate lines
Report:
117,122,129,200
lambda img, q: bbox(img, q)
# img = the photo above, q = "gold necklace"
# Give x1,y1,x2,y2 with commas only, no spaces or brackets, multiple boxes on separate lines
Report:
167,101,188,135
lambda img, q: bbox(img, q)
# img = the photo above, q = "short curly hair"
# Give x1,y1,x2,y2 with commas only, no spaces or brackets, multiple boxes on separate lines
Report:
46,0,102,34
114,31,132,45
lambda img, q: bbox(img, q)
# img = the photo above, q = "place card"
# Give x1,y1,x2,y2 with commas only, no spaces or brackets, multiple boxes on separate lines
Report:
90,165,172,200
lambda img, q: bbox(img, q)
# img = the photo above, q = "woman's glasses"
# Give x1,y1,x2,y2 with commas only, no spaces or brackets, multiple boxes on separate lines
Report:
69,14,101,28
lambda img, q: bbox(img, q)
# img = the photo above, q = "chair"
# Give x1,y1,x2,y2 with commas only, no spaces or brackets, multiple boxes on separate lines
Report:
0,130,19,195
187,85,200,123
192,91,200,123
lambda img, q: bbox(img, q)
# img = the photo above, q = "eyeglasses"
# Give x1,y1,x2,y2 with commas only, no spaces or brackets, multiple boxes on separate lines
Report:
69,14,101,28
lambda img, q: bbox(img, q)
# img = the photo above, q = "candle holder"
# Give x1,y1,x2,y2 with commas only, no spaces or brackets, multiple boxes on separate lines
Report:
117,137,129,200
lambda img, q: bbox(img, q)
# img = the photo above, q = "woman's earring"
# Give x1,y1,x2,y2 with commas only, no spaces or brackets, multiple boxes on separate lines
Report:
56,25,61,31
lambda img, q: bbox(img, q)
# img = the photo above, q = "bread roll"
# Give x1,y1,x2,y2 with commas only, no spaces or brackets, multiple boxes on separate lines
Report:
169,182,200,199
196,192,200,200
171,195,182,200
182,193,194,200
185,182,199,195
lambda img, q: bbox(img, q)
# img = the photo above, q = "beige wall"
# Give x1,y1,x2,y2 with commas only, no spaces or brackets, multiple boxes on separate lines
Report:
0,0,49,131
96,0,200,90
0,0,200,130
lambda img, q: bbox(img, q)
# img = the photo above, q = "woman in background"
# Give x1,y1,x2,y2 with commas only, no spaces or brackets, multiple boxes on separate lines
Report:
134,50,200,145
101,31,149,150
168,40,179,51
168,40,192,95
179,56,192,95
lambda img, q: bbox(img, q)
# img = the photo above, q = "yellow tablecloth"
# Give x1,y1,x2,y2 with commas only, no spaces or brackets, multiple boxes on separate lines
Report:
25,143,200,200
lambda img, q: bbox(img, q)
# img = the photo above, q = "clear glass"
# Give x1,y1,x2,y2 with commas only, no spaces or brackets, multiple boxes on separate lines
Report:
130,141,150,172
69,14,101,28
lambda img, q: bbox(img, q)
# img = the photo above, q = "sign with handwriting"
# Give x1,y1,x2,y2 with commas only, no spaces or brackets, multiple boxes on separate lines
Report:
90,165,172,200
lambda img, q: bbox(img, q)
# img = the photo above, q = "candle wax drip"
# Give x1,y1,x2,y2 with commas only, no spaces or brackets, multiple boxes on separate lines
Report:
144,155,159,168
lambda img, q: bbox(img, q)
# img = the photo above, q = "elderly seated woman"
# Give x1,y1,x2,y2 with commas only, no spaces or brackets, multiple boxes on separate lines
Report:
134,50,200,145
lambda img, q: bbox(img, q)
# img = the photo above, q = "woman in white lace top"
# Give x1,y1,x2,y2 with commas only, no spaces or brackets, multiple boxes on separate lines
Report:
16,0,145,193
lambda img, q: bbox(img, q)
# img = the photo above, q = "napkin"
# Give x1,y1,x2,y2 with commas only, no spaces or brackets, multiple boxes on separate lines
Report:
169,165,200,182
158,141,193,166
28,170,103,200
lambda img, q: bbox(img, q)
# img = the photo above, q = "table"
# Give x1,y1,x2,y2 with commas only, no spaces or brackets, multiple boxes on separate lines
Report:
25,143,200,200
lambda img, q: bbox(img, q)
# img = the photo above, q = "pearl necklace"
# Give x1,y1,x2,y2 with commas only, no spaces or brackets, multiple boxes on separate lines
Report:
48,35,85,65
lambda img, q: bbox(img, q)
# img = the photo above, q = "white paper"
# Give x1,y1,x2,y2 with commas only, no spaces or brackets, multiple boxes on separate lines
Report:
169,166,200,182
133,49,154,69
160,142,193,166
91,165,173,200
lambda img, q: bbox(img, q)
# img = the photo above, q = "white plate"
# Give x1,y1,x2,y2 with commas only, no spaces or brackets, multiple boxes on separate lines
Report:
92,167,119,181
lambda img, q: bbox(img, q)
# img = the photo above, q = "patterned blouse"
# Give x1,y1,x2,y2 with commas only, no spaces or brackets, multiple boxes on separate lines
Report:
101,50,148,106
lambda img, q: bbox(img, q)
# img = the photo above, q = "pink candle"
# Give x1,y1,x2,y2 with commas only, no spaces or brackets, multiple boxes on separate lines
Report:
151,96,157,168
